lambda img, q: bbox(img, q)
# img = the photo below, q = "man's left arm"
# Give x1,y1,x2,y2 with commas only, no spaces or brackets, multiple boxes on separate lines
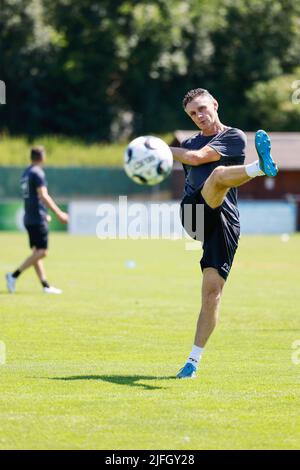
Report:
169,145,221,166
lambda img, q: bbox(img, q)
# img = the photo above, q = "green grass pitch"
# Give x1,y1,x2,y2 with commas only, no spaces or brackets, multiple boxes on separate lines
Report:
1,233,300,449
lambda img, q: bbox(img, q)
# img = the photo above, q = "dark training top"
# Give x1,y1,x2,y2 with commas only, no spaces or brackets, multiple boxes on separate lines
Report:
20,165,48,226
181,127,247,226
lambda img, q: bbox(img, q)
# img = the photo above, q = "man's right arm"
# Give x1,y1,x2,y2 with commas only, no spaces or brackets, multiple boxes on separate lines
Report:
170,145,221,166
37,186,69,224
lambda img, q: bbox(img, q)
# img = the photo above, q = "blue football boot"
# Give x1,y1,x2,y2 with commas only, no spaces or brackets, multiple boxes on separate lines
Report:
176,362,197,379
255,130,278,177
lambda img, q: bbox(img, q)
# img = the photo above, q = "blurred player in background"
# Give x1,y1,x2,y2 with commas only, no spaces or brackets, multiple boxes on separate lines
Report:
5,146,69,294
170,88,278,378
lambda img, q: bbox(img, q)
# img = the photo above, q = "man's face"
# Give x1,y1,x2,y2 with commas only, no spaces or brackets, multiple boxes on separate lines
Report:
185,95,218,132
38,151,46,165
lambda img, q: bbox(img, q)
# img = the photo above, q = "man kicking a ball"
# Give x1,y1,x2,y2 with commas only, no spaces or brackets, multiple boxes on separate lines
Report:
170,88,278,378
6,146,69,294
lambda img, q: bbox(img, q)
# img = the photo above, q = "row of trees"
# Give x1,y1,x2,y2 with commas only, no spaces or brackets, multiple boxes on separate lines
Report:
1,0,300,141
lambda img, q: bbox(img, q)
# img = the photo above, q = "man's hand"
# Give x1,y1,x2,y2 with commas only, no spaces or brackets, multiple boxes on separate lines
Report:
57,211,69,224
37,186,69,224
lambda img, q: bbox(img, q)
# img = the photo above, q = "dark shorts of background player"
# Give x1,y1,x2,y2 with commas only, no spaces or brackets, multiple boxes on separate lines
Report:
180,187,240,281
25,223,49,250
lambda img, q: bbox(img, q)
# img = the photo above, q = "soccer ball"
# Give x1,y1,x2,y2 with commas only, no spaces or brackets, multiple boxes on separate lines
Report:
124,136,173,185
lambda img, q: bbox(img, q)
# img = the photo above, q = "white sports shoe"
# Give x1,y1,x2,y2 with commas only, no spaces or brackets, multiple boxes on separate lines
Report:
6,273,16,293
43,286,62,295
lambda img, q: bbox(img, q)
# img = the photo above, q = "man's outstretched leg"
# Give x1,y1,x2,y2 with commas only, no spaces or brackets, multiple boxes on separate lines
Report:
201,130,278,209
177,268,224,378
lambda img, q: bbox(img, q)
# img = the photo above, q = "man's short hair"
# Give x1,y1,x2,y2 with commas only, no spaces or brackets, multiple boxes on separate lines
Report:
182,88,214,109
31,146,45,161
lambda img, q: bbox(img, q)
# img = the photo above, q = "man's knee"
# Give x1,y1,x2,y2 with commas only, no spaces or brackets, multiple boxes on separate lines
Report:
201,166,228,208
202,286,222,327
202,270,224,304
209,166,227,188
35,249,47,259
204,285,223,305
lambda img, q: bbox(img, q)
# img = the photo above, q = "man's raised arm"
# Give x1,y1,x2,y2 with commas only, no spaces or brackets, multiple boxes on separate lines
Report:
170,145,221,166
169,145,220,166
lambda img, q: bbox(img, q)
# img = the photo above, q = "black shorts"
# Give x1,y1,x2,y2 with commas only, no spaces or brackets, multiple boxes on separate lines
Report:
25,224,49,250
180,188,240,281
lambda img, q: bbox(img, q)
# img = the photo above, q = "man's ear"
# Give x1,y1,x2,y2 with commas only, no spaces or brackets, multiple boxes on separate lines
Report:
213,99,219,111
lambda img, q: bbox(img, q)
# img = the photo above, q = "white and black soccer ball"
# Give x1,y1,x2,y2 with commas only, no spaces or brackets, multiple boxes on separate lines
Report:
124,136,173,186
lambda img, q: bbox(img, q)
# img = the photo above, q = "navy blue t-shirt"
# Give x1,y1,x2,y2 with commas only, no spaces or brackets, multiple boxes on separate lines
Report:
182,127,247,226
20,165,48,226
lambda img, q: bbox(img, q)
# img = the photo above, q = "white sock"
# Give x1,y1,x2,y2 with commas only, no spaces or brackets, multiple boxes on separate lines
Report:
186,345,204,368
245,160,264,177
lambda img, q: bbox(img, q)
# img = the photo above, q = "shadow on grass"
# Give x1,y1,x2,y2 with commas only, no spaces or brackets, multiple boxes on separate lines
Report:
48,374,176,390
